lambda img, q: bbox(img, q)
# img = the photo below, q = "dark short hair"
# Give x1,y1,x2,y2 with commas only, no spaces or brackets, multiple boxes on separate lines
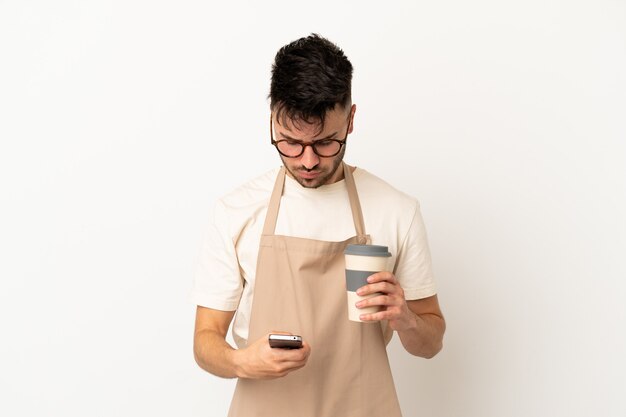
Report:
270,34,353,129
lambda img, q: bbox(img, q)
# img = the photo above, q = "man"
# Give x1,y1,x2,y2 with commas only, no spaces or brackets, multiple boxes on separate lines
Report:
191,34,445,417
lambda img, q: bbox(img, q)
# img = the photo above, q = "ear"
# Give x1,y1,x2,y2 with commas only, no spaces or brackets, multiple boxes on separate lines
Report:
348,104,357,134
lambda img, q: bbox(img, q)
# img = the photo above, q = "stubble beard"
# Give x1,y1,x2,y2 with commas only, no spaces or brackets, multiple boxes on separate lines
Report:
282,148,346,189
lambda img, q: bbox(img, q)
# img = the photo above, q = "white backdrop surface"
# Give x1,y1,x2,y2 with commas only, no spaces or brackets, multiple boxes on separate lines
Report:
1,1,625,416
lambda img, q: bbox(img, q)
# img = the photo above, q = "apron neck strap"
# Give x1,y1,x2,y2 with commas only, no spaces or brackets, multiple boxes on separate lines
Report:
262,163,368,243
343,163,368,243
262,166,286,236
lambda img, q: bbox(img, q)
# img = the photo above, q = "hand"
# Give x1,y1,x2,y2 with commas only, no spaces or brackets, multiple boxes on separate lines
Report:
356,272,417,332
233,332,311,380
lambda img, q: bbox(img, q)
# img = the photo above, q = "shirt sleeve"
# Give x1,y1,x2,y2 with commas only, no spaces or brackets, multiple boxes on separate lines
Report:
189,200,243,311
394,202,437,300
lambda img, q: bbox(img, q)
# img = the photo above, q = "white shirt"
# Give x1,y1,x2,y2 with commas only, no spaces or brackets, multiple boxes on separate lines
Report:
191,166,436,347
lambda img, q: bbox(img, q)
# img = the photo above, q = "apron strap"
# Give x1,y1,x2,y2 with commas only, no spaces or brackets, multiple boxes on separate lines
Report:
262,164,368,243
262,166,286,236
343,163,368,244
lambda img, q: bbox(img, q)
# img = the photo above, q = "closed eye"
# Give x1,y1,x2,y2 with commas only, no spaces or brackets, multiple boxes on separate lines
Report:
315,140,336,147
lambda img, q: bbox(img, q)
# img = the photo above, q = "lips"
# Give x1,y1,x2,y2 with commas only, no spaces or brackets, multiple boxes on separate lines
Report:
299,171,321,180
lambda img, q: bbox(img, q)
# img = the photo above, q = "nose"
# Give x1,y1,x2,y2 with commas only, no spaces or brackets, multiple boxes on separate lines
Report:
300,144,320,169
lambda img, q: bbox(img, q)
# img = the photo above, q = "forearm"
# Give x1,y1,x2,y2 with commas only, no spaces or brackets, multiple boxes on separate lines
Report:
193,329,241,378
396,311,445,358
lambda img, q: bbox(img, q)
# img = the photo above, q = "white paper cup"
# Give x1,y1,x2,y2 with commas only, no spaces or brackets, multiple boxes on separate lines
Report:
344,244,392,322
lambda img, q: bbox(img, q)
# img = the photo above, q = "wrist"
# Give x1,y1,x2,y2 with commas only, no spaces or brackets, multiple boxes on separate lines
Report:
229,347,247,378
399,309,419,333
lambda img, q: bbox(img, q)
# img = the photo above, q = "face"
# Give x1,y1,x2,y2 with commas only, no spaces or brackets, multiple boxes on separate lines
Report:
272,104,356,188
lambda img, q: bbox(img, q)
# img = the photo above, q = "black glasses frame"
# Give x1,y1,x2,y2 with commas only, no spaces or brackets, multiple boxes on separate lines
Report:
270,114,351,158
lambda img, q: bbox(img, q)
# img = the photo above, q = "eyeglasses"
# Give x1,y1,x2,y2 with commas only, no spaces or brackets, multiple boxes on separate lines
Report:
270,115,351,158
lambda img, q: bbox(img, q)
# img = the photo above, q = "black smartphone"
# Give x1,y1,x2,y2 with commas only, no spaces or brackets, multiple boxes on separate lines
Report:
268,334,303,349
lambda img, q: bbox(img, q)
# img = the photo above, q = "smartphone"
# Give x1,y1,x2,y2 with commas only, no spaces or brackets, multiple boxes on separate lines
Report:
268,334,303,349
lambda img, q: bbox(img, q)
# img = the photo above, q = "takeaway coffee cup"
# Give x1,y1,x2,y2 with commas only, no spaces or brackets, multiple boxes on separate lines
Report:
344,244,392,322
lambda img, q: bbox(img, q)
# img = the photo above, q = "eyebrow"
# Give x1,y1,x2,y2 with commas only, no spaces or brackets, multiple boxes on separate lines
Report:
277,130,340,142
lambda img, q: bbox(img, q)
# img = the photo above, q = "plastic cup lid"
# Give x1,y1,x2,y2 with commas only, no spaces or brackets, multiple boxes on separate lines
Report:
344,244,391,257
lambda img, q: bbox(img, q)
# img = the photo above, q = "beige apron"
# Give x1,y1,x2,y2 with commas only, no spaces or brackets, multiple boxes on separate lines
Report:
228,163,402,417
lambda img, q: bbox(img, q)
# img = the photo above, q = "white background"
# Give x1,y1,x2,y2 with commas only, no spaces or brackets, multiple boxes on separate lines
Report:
1,1,625,416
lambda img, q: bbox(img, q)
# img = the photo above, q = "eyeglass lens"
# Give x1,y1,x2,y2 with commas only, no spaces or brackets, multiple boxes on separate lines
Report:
276,140,342,157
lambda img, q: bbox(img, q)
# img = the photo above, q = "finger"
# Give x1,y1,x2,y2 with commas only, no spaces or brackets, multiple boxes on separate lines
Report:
274,348,308,361
359,309,400,322
356,294,397,309
283,352,310,367
366,271,397,284
300,341,311,356
356,282,397,296
272,342,310,361
267,360,307,378
275,352,310,370
278,361,308,375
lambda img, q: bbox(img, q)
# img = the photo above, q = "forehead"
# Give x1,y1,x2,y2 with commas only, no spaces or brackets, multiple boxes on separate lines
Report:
273,106,349,138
